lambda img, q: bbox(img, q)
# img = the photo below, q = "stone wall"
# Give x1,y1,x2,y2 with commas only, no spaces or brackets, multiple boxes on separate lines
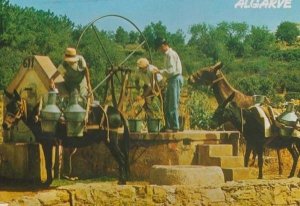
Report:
7,178,300,206
61,131,239,179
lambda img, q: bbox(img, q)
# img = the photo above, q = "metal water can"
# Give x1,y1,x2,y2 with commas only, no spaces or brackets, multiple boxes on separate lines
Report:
277,102,298,136
64,91,86,137
40,91,61,134
277,102,298,127
252,95,265,106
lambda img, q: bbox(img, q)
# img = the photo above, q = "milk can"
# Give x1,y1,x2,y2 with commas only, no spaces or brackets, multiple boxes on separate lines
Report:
64,91,86,137
277,102,298,136
40,91,61,134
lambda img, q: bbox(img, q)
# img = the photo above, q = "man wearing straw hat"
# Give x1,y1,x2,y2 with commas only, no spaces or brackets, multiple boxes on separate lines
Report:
57,47,93,102
135,57,164,118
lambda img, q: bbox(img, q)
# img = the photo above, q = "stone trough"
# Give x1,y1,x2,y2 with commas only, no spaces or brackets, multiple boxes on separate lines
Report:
150,165,224,186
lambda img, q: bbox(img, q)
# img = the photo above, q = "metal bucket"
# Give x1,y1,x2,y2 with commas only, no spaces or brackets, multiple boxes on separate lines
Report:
253,95,265,106
279,127,294,137
128,119,143,133
64,109,86,137
65,121,85,137
277,102,298,127
147,118,161,133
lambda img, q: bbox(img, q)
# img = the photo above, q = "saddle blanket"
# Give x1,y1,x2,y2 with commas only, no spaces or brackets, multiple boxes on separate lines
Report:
250,105,272,137
250,105,300,138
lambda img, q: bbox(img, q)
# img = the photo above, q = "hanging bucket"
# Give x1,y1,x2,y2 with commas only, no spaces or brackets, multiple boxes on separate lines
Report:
147,118,161,133
128,119,143,133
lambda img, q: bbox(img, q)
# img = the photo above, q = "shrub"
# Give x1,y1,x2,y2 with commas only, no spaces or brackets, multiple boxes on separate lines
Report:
186,90,215,130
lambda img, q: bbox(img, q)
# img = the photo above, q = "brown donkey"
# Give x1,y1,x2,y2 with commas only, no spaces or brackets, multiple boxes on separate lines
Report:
188,62,283,175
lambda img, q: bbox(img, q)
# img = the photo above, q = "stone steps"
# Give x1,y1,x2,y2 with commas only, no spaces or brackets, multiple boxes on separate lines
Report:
222,167,251,181
197,144,254,181
201,156,244,168
197,144,233,157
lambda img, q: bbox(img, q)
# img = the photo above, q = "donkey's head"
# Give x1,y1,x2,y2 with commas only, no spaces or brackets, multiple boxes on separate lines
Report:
188,62,223,85
2,90,26,130
210,92,241,129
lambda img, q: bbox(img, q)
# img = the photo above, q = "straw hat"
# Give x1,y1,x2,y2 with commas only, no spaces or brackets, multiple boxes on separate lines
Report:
64,47,79,62
137,58,149,69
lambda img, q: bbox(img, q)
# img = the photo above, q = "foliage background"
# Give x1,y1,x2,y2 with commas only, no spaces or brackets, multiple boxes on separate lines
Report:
0,0,299,129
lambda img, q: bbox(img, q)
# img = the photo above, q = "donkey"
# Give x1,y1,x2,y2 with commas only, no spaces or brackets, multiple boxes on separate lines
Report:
210,92,300,179
188,62,283,175
2,90,130,186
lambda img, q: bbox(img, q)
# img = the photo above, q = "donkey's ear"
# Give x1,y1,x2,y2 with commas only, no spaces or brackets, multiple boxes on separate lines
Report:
13,89,21,100
212,62,223,72
4,90,13,99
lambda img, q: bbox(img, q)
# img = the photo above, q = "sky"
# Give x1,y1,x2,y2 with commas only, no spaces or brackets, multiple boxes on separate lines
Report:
9,0,300,36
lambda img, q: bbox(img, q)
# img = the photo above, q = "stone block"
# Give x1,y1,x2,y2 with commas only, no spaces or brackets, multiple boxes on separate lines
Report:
0,143,46,181
149,165,224,186
200,188,225,203
222,167,252,181
201,156,244,168
197,144,233,158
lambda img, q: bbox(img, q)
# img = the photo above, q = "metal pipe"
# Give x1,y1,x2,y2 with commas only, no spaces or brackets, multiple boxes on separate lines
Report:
118,40,145,67
92,69,114,93
92,24,114,68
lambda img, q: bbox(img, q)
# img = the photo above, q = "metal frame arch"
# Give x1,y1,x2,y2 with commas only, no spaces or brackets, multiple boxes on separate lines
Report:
76,14,152,64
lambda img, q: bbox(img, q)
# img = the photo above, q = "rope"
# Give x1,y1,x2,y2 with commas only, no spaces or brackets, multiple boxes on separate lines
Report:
212,71,225,85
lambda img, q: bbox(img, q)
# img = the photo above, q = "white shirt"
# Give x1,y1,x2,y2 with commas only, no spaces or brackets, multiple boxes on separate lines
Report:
161,48,182,79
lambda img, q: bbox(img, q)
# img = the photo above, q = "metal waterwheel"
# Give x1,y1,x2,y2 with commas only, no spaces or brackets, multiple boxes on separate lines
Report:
76,14,152,112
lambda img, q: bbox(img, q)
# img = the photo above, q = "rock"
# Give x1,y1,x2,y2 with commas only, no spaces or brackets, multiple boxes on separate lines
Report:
149,165,225,186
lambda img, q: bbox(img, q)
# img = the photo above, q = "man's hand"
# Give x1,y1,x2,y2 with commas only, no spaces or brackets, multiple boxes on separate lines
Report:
49,78,59,93
152,67,160,74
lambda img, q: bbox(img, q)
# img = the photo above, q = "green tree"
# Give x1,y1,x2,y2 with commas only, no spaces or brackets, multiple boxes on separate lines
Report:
0,3,74,89
188,23,219,60
245,26,275,55
169,29,185,48
235,75,276,96
224,22,248,57
128,31,139,44
0,0,9,45
142,21,169,50
276,21,299,45
115,26,129,46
